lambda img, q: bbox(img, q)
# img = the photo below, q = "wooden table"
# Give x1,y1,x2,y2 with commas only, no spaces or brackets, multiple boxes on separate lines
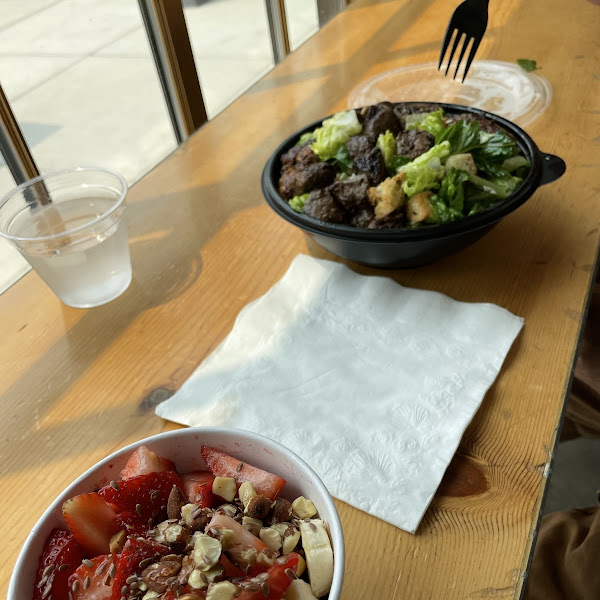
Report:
2,0,599,597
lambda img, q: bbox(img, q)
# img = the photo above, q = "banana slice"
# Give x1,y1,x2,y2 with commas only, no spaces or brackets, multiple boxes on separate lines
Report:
298,519,334,598
283,579,318,600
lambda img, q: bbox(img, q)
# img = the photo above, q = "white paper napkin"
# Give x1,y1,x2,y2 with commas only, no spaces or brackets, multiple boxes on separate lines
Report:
156,255,523,533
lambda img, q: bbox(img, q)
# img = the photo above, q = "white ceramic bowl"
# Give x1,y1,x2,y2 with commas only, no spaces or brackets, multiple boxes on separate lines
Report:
9,427,345,600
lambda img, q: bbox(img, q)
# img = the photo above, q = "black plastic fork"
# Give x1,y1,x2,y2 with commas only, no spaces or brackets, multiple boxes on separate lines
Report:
438,0,489,82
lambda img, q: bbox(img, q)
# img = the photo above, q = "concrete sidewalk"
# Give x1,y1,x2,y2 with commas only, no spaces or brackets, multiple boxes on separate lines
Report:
0,0,318,293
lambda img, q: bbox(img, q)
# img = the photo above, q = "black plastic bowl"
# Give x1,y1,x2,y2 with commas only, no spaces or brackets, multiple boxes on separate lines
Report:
261,102,566,268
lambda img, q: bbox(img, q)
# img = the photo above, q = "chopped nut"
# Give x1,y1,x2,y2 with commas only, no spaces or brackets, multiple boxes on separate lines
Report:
282,528,301,554
259,527,282,551
212,477,237,502
109,530,127,554
270,498,293,523
188,569,209,590
245,495,271,520
238,481,257,509
218,504,239,518
167,485,188,520
141,591,161,600
205,580,237,600
192,533,222,570
291,497,317,520
271,522,290,537
217,527,236,550
256,549,276,569
141,556,183,593
242,516,263,536
181,503,211,530
204,563,226,584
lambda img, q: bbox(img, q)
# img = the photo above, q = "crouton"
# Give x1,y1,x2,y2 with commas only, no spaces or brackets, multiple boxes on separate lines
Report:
407,192,433,224
367,173,405,218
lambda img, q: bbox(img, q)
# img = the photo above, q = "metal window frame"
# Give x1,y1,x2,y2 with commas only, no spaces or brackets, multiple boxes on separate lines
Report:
138,0,208,144
0,85,40,186
265,0,291,64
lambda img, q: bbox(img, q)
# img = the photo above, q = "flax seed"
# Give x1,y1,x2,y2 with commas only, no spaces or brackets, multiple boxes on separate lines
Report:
150,490,159,501
58,563,70,572
236,462,244,472
42,564,55,578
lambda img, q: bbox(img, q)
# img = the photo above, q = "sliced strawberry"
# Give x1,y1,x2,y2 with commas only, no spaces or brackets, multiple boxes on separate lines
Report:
68,554,117,600
180,470,216,507
110,538,170,600
115,510,149,538
119,445,176,479
201,447,286,501
236,553,299,600
63,493,122,557
98,471,183,529
33,529,85,600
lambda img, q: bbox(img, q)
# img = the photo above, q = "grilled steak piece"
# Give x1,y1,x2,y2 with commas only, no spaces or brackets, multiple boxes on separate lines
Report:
354,147,386,186
447,112,504,134
395,129,435,160
346,135,374,160
281,141,319,168
351,208,375,228
278,162,336,199
368,211,405,229
359,102,401,141
330,175,370,213
302,188,348,224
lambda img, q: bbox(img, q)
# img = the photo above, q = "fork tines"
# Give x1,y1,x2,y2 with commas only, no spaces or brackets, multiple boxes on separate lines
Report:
438,0,488,82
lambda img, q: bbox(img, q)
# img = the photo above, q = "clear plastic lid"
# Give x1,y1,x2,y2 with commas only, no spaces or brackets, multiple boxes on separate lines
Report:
347,60,552,127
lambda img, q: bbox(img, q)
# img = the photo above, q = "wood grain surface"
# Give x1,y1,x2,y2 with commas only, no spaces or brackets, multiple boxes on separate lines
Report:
1,0,599,598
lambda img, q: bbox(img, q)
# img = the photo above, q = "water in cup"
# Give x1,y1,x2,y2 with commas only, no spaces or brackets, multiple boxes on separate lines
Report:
9,197,131,308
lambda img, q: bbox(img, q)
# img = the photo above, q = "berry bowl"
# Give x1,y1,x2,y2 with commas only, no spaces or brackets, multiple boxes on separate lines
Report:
9,427,344,600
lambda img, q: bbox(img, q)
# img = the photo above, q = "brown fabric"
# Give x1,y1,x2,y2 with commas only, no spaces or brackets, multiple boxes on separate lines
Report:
525,277,600,599
524,506,600,600
561,281,600,441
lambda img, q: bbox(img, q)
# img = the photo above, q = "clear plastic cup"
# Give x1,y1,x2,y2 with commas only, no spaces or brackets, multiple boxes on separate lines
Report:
0,167,131,308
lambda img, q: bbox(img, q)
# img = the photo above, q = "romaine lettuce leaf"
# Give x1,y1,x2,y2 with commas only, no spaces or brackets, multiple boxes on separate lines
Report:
297,131,316,145
405,110,446,138
329,144,353,174
399,141,451,197
288,193,309,212
436,119,480,153
376,130,397,171
310,110,362,161
466,172,523,199
437,168,469,213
